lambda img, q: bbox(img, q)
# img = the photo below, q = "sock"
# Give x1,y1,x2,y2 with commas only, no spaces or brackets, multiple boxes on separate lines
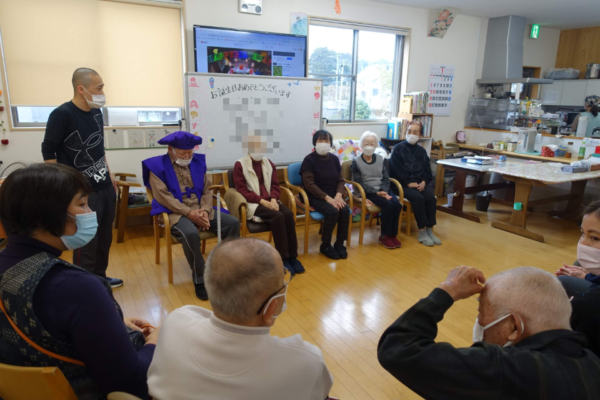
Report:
418,230,434,246
426,228,442,245
334,240,345,247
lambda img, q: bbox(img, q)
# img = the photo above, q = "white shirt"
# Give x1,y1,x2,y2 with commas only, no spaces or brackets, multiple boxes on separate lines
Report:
148,306,334,400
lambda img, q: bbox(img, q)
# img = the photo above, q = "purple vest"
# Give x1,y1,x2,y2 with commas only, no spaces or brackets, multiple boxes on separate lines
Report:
142,153,207,216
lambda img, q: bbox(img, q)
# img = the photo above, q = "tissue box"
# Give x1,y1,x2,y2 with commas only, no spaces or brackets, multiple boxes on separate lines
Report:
555,145,568,157
541,146,555,157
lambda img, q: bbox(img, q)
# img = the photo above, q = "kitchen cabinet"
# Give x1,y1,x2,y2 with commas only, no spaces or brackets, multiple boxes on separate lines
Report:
561,81,588,106
586,81,600,98
540,81,564,105
540,80,591,106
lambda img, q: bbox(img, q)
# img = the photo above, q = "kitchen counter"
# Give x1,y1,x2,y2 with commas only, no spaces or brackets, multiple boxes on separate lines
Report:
450,143,574,164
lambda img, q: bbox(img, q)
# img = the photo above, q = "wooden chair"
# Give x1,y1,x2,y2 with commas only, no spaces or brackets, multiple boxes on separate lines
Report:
114,173,151,243
146,184,225,284
0,363,77,400
430,140,446,198
108,392,142,400
341,160,404,245
223,168,296,241
283,162,353,252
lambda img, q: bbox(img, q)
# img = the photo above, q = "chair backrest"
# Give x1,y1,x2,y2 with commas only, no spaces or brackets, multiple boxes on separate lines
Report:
341,160,352,181
383,157,391,175
145,187,154,203
108,392,143,400
0,363,78,400
286,162,303,186
227,168,235,190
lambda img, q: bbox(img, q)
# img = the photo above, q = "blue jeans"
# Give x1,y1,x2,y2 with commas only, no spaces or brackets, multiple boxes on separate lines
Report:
366,191,402,236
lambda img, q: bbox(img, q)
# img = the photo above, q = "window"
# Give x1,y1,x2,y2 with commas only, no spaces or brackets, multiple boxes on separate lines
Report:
107,107,182,126
308,20,405,122
12,107,58,127
11,106,181,128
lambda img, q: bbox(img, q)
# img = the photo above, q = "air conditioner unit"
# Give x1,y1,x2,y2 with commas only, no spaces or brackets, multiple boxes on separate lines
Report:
240,0,262,15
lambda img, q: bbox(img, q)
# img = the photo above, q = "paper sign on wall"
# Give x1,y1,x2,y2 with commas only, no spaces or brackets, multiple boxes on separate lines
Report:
428,64,455,116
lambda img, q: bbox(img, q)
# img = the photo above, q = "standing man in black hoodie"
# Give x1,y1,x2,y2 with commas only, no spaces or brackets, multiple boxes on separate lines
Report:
41,68,123,288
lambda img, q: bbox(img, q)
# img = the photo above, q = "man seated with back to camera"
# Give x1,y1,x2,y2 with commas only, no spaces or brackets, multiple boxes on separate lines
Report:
147,238,333,400
378,265,600,399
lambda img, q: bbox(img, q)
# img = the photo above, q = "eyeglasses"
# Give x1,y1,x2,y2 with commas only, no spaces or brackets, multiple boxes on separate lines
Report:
256,267,293,315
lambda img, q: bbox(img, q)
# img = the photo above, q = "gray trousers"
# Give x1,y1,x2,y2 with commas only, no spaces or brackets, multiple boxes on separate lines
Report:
73,184,117,277
171,213,240,284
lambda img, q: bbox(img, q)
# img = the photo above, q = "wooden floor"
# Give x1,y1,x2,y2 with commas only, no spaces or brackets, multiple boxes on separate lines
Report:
64,199,582,400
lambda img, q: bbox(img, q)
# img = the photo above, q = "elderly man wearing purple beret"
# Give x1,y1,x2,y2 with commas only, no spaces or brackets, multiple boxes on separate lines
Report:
143,131,240,300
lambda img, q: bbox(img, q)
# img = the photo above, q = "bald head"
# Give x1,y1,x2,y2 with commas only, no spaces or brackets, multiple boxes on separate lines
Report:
485,267,572,333
205,238,282,323
72,68,101,91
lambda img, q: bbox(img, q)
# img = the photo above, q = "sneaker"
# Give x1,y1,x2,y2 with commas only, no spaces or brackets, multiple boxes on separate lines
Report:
289,258,305,274
392,237,402,248
283,259,296,276
106,277,123,289
378,236,396,249
195,283,208,301
334,242,348,259
320,243,340,260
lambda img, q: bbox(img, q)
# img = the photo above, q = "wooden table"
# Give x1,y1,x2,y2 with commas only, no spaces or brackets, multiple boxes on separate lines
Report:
452,143,573,164
436,159,519,223
488,163,600,242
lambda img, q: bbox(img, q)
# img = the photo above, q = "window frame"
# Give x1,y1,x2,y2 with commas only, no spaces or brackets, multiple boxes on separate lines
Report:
308,19,406,124
10,105,183,128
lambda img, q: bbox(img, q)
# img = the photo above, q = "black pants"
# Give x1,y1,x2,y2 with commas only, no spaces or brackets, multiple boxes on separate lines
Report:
171,213,240,284
73,184,116,277
558,275,594,297
254,203,298,260
403,186,437,230
366,191,402,237
310,197,350,245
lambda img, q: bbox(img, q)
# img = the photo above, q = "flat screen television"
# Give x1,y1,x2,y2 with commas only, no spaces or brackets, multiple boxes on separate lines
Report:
193,25,307,78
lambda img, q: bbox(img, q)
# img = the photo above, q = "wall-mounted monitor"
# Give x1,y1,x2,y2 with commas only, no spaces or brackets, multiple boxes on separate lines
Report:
193,25,307,78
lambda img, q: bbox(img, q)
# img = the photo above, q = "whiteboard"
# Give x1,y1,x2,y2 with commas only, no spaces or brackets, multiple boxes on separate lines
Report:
185,73,323,169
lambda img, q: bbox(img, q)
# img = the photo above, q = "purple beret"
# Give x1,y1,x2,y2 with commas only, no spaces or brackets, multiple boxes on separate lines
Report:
158,131,203,149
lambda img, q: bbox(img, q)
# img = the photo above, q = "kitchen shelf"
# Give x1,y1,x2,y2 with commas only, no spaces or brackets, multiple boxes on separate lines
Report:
464,127,511,133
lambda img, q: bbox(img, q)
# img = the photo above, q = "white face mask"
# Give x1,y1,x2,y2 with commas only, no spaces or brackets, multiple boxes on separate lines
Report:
250,153,263,162
473,314,524,347
172,151,192,167
577,242,600,271
263,285,288,319
406,134,419,145
315,143,331,156
362,146,376,156
82,87,106,109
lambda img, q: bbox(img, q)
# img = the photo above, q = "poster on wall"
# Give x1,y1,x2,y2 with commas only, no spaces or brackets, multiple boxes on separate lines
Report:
428,64,454,116
290,12,308,36
428,9,457,38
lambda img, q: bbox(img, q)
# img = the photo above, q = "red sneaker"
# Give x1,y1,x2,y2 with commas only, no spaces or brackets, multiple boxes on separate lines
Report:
392,237,402,248
379,236,397,249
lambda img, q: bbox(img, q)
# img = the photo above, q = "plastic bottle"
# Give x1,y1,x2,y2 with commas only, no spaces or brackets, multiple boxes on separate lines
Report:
578,141,586,160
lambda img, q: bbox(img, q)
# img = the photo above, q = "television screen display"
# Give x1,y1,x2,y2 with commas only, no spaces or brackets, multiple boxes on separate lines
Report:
194,26,307,78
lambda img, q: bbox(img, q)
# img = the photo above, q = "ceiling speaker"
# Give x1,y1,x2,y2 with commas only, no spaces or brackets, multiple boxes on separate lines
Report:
240,0,262,15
